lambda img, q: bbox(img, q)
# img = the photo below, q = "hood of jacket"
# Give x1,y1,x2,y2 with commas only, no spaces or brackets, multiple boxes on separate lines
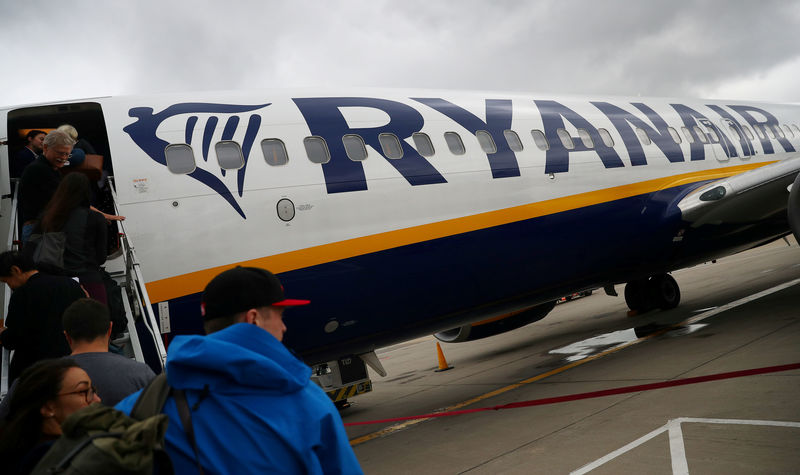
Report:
165,323,311,395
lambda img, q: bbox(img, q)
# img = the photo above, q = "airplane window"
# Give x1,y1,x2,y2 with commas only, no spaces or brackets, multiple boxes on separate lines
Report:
164,144,197,174
261,139,289,166
412,133,435,157
635,128,651,145
444,132,466,155
773,124,785,139
782,125,794,138
692,126,708,143
741,125,754,140
556,128,575,150
681,126,695,143
378,133,404,159
753,124,765,140
215,141,245,170
667,127,682,144
530,130,549,151
342,134,368,161
764,125,776,139
597,128,615,147
792,124,800,135
503,130,523,152
577,129,594,148
476,130,497,154
303,136,331,164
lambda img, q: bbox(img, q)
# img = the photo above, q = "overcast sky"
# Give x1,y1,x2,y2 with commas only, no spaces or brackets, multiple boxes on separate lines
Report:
2,0,800,107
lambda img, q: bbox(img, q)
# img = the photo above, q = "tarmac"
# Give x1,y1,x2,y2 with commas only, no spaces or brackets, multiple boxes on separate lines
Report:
342,237,800,474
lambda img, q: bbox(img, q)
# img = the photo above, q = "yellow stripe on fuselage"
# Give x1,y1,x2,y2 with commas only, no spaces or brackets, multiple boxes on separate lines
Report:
145,162,771,303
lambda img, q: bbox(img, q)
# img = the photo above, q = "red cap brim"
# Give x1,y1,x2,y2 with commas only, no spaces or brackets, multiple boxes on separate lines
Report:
272,299,311,307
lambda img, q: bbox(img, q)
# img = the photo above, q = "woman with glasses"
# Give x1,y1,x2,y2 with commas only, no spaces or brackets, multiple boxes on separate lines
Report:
0,358,100,475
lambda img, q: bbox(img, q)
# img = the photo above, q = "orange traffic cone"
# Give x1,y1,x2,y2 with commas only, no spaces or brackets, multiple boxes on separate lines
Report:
434,342,453,372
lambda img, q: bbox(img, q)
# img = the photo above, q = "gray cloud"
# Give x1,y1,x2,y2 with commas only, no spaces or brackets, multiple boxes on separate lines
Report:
1,0,799,106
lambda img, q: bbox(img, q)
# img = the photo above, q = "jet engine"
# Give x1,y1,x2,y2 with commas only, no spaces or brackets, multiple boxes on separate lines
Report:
789,173,800,244
434,301,556,343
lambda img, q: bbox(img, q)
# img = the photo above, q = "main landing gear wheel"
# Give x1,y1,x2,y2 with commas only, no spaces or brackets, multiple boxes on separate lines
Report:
624,273,681,312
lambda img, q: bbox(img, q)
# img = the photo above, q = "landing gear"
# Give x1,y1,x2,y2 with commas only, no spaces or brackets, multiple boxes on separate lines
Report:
624,273,680,313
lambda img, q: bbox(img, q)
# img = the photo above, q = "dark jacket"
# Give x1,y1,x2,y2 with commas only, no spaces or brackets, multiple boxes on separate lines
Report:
19,156,60,223
60,207,107,276
0,273,85,381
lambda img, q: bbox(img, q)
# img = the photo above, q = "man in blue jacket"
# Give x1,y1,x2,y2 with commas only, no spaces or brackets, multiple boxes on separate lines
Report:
116,266,362,474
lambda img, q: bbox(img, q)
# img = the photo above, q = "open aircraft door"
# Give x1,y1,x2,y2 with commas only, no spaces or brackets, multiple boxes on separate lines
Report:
0,110,9,198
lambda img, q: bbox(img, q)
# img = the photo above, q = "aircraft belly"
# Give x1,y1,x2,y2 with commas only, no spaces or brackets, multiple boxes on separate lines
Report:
154,185,700,363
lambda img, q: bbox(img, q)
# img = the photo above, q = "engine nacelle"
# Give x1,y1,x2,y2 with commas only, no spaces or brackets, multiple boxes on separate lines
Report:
434,301,556,343
789,173,800,244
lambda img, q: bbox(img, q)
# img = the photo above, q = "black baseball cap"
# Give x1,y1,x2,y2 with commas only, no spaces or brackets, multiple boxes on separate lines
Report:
200,266,310,321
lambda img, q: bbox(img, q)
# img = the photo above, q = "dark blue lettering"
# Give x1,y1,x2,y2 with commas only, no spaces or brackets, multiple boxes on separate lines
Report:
534,100,624,173
670,104,733,161
238,114,261,197
728,105,796,154
706,105,756,156
202,116,218,162
592,102,684,165
412,98,520,178
185,116,198,144
293,97,446,194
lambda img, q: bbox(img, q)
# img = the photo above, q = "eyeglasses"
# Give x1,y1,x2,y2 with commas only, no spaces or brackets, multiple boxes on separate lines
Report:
58,385,98,403
52,152,72,159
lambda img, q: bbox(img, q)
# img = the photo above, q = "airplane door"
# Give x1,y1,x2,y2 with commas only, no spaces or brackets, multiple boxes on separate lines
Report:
698,118,729,162
0,112,9,197
721,119,752,159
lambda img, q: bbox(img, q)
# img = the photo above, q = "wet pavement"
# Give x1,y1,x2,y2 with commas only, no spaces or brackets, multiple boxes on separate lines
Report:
342,238,800,474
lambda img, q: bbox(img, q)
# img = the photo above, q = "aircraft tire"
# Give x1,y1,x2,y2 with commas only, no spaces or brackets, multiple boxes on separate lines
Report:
624,279,650,312
649,273,680,310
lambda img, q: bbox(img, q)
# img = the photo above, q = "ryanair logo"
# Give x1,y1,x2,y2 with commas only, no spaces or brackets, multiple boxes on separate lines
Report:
124,102,271,219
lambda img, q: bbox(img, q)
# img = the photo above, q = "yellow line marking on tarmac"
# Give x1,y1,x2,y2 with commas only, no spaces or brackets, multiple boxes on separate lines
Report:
349,330,659,446
349,276,800,446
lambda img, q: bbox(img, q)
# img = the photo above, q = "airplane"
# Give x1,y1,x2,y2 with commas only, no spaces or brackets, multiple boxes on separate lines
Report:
2,88,799,402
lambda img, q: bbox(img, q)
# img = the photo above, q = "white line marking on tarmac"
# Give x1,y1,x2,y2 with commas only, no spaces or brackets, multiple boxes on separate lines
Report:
682,277,800,326
351,278,800,446
571,418,800,474
668,420,689,475
692,307,718,313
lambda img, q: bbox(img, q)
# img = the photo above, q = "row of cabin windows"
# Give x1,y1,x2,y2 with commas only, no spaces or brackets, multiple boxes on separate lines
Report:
163,122,800,174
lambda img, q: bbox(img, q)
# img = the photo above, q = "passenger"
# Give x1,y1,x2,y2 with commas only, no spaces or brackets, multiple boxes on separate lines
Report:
10,130,46,182
19,130,74,243
34,173,108,302
115,266,363,474
0,298,153,418
0,358,100,475
18,130,125,244
62,298,155,406
0,251,85,381
56,124,95,168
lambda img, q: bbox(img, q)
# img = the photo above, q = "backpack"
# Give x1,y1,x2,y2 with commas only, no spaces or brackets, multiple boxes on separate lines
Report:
28,231,67,272
30,374,202,475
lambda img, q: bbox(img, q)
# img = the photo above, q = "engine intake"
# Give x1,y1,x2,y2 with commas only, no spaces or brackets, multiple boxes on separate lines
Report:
434,301,556,343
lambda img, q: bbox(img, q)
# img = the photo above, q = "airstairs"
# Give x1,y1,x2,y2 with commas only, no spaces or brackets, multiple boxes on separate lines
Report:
0,178,166,401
